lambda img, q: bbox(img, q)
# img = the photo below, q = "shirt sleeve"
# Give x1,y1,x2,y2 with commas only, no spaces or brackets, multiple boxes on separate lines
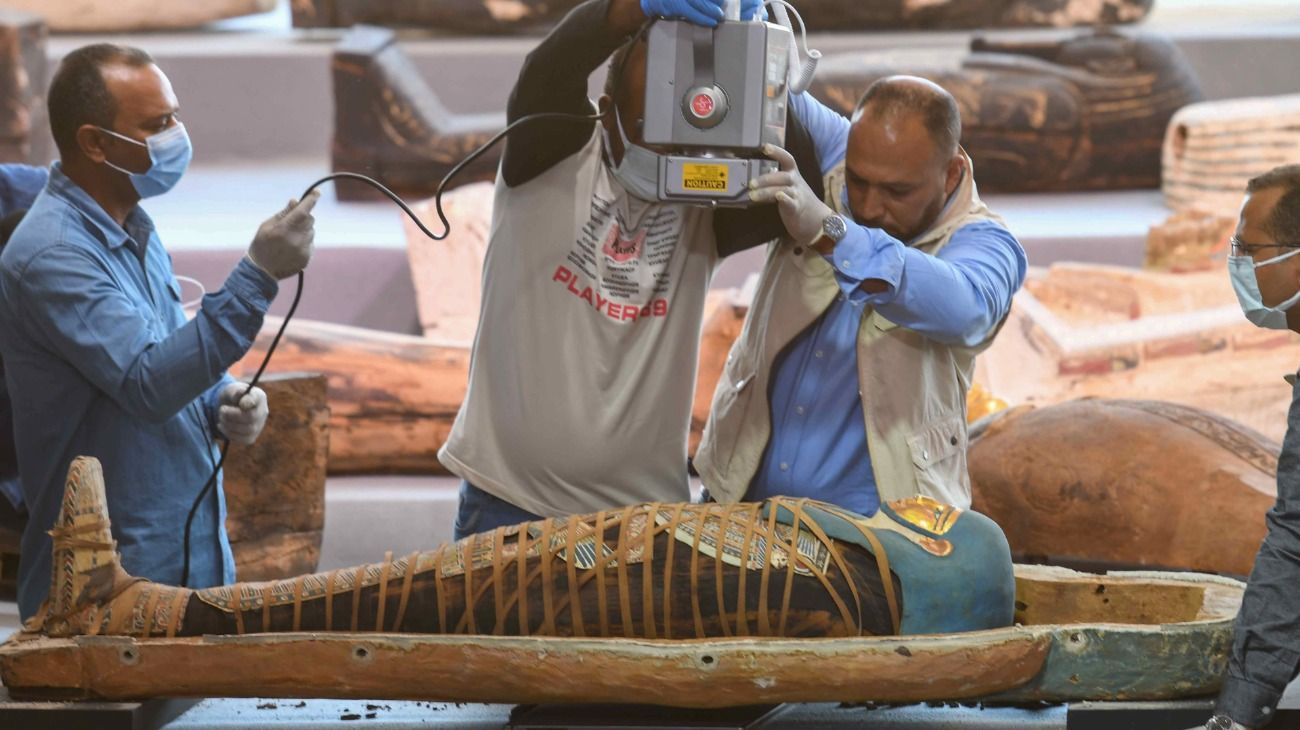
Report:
787,92,849,178
15,249,277,424
1217,402,1300,728
0,164,49,216
501,0,632,188
202,372,238,434
825,219,1027,347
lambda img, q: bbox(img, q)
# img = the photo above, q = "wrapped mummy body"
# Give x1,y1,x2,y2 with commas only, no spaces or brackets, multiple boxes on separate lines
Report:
37,458,1014,641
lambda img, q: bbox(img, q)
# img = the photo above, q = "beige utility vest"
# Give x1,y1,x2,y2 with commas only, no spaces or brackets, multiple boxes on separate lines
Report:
694,154,1002,509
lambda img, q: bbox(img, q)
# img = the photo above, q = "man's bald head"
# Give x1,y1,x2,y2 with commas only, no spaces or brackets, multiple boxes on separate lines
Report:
853,76,961,160
842,75,966,242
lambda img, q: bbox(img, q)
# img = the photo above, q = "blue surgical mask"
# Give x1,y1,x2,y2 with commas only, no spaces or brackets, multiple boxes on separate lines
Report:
1229,248,1300,330
601,105,662,203
98,122,193,198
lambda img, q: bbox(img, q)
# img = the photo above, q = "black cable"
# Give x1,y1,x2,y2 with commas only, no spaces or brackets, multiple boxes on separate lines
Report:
178,106,610,587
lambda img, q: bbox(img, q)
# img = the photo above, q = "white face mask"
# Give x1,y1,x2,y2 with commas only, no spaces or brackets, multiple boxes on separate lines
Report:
601,104,662,203
1229,247,1300,330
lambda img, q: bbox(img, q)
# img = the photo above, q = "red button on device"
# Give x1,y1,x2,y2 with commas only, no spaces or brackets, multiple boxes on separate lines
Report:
691,93,715,118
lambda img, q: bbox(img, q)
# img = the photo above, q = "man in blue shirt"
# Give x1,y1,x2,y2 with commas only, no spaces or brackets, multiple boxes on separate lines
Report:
0,164,48,525
696,76,1027,515
0,44,320,619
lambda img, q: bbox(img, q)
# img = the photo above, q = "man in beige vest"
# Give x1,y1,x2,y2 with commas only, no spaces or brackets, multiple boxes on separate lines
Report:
695,77,1027,513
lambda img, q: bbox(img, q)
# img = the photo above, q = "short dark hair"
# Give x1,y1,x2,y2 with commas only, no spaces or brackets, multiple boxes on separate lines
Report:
47,44,155,158
604,28,650,106
855,76,961,157
1247,164,1300,241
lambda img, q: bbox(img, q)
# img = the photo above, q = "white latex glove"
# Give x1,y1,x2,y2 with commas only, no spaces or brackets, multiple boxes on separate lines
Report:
217,382,268,446
747,143,835,247
247,190,320,280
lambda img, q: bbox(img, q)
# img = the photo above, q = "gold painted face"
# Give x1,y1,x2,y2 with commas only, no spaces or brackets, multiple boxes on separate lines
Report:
885,496,962,536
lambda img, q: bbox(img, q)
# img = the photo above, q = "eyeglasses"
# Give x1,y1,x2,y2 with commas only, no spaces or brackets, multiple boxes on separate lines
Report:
1230,237,1300,257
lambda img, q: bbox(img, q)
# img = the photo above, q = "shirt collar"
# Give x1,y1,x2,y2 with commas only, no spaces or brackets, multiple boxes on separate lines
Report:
46,162,156,251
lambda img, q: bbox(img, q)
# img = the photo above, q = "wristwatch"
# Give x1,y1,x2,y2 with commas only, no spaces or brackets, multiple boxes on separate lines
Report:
1206,714,1247,730
810,213,847,250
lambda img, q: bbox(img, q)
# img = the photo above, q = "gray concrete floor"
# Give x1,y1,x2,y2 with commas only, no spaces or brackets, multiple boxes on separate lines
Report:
158,699,1072,729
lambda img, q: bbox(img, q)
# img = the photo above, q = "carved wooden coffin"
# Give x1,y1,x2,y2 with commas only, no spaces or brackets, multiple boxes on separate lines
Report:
977,263,1300,443
3,0,274,32
0,565,1240,704
810,30,1204,192
1145,210,1234,273
294,0,1154,32
0,10,45,164
331,26,503,201
0,374,329,592
1163,94,1300,216
235,319,467,475
969,399,1276,577
222,373,330,581
234,299,740,475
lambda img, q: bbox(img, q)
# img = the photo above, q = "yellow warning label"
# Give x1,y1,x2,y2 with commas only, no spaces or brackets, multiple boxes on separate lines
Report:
681,163,729,192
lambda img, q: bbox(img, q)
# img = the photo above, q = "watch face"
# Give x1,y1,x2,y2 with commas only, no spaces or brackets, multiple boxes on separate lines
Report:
824,214,847,240
1207,715,1236,730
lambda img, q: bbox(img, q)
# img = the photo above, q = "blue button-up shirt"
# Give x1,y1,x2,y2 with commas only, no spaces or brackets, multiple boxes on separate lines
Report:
748,93,1027,514
0,163,49,511
0,164,278,619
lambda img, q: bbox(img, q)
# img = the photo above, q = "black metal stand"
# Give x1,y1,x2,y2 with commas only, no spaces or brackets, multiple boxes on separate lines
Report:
508,703,781,730
1066,699,1300,730
0,689,199,730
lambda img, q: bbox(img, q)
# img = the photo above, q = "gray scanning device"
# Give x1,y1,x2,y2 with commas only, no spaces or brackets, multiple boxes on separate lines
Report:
641,4,803,207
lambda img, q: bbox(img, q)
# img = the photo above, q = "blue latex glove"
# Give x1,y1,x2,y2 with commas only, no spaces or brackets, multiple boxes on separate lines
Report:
641,0,765,26
641,0,725,26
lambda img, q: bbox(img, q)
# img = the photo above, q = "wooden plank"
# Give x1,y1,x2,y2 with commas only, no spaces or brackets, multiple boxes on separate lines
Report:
0,565,1242,705
0,631,1052,704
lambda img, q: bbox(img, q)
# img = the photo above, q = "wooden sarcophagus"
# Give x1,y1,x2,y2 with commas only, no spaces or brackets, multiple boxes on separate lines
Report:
294,0,1155,33
331,26,504,201
0,10,46,164
0,0,274,32
1163,94,1300,217
809,29,1204,192
0,455,1243,705
969,398,1276,577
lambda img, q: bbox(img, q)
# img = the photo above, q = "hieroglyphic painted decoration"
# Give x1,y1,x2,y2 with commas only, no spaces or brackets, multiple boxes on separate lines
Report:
652,505,832,576
1112,400,1278,477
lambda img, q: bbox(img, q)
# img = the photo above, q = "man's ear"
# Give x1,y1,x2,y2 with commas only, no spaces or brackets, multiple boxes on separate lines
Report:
76,124,110,164
944,152,965,197
596,94,622,164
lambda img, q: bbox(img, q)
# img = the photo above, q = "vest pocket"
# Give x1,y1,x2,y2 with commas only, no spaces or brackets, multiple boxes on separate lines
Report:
700,367,756,478
906,413,966,495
